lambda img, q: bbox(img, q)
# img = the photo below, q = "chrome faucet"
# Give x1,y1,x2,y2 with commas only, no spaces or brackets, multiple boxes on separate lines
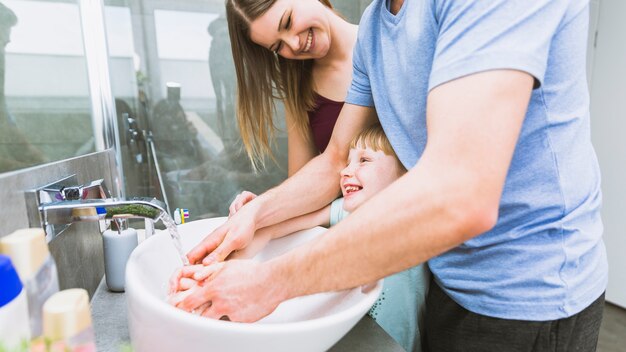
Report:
26,176,168,242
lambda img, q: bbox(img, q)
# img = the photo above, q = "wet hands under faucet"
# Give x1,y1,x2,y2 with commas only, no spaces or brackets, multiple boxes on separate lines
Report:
168,259,285,322
168,231,272,301
168,204,282,322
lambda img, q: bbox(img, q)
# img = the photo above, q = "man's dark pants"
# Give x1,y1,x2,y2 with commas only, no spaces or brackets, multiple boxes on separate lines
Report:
424,278,605,352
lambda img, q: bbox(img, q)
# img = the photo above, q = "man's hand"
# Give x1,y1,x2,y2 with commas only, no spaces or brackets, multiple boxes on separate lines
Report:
186,206,258,265
175,260,286,322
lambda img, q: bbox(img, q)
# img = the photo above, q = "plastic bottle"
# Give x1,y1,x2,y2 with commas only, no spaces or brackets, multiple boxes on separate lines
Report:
0,254,31,351
0,228,60,337
42,289,96,352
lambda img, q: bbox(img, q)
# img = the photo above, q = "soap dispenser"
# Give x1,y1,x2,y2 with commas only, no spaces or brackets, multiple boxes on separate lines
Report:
102,219,138,292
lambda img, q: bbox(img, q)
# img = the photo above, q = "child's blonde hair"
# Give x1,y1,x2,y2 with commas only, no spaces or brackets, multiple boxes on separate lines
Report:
350,123,397,156
350,123,406,170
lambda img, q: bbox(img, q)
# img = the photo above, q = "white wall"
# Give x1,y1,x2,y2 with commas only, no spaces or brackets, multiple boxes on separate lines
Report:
589,0,626,308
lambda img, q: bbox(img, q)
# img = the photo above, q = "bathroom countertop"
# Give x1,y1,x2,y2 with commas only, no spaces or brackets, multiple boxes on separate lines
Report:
91,278,404,352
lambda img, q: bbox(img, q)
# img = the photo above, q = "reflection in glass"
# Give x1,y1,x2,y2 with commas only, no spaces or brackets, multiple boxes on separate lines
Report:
0,2,44,172
0,0,94,173
208,15,235,141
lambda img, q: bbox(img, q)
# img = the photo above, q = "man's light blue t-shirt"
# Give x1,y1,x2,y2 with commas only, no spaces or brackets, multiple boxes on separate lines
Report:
346,0,607,320
330,199,429,352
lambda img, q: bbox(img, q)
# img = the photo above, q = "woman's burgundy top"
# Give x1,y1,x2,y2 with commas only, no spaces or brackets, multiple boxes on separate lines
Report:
307,94,344,153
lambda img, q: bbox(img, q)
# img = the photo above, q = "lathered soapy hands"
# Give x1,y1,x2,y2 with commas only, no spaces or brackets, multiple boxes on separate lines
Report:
169,259,285,322
169,201,282,322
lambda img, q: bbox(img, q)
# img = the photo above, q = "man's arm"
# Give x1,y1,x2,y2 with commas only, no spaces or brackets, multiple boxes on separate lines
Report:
187,103,378,264
272,69,534,298
177,69,534,322
177,70,533,322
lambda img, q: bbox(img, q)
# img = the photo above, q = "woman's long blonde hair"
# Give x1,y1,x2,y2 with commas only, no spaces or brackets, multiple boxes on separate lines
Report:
226,0,334,170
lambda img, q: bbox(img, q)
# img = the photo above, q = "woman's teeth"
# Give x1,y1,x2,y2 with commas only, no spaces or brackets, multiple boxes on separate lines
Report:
304,29,313,52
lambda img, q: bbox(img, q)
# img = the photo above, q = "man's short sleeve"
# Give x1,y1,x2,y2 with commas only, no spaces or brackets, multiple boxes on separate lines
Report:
346,38,375,107
429,0,577,91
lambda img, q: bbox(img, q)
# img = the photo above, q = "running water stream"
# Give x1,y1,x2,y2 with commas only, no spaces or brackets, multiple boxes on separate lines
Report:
160,213,190,265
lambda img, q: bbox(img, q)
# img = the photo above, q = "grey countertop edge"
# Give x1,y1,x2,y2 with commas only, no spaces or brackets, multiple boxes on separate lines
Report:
91,278,404,352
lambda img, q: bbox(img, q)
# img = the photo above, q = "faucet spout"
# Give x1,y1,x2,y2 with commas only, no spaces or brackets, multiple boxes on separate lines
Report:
27,176,169,242
41,197,168,225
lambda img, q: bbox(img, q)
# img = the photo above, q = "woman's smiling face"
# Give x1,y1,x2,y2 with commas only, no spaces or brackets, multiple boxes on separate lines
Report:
248,0,332,60
340,146,405,213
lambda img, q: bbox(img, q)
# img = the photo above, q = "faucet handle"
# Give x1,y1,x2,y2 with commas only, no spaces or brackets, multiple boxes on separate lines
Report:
60,186,83,200
26,175,109,242
81,179,110,199
41,178,109,201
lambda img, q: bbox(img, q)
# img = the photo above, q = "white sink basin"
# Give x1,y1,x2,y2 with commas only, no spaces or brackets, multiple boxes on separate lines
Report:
126,217,382,352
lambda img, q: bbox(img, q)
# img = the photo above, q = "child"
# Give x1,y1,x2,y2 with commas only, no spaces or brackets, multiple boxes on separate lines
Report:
335,123,429,352
171,124,429,352
327,123,429,352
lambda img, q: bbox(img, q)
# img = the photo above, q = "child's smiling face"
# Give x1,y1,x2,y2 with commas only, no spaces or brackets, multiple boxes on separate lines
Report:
340,146,405,213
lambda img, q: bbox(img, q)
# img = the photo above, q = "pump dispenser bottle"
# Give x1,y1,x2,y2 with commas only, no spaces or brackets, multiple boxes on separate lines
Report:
102,224,138,292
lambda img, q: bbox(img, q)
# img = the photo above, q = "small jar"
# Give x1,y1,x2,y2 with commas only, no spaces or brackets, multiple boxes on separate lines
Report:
43,289,96,352
0,255,31,351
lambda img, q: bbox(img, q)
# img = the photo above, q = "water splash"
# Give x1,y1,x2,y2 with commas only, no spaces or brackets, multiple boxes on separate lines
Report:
161,213,190,265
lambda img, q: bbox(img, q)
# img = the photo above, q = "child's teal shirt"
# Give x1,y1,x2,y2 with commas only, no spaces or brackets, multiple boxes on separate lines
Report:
330,199,429,352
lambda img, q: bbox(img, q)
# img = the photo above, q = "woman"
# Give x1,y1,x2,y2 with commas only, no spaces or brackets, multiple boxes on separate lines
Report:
226,0,358,173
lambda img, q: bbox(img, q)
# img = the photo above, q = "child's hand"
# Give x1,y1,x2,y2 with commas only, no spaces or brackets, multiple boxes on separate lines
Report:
168,265,208,309
168,284,199,306
229,191,257,217
168,264,204,294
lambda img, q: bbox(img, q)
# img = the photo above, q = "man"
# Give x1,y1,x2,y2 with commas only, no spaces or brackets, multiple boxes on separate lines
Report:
176,0,606,350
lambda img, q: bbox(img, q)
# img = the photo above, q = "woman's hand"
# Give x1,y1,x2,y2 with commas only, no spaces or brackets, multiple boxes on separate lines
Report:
174,260,286,322
186,205,258,265
229,191,257,217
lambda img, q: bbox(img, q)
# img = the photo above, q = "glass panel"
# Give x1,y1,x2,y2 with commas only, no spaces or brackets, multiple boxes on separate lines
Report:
104,0,371,219
0,0,95,173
